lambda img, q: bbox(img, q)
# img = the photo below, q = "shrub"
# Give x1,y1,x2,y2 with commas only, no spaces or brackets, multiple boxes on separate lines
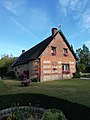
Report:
21,79,30,86
73,71,80,78
6,71,16,79
31,77,40,82
6,108,67,120
76,63,86,73
85,66,90,73
20,71,30,86
31,78,38,82
6,105,45,120
0,67,7,79
42,109,67,120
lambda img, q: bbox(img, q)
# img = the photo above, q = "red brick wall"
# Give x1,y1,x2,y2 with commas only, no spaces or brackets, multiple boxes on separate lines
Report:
40,32,76,81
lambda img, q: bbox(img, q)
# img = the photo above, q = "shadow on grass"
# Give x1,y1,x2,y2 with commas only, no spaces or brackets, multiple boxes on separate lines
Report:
0,93,90,120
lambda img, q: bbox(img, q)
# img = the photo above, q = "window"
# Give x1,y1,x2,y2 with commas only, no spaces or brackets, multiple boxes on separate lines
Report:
51,46,56,55
63,48,68,56
62,64,70,74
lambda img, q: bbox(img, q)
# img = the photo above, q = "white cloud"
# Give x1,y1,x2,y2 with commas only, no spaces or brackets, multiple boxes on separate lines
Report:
1,0,55,42
3,0,17,14
59,0,79,10
84,40,90,49
59,0,88,15
78,10,90,31
2,0,24,15
2,0,53,38
59,0,90,32
12,7,53,38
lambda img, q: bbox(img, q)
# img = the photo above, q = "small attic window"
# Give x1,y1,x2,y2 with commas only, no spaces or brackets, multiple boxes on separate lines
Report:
63,48,68,56
51,46,56,55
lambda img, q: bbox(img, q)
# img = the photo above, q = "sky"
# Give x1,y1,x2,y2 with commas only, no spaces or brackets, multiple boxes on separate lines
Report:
0,0,90,58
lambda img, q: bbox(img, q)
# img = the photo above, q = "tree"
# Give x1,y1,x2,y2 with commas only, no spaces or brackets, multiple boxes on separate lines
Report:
0,54,16,68
0,54,16,79
76,63,86,73
0,67,7,79
76,44,90,72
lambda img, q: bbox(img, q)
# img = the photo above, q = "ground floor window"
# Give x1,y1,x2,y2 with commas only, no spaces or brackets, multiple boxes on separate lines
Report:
62,64,70,74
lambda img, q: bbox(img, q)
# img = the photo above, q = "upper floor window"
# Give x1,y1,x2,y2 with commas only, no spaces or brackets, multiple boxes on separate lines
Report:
63,48,68,56
51,46,56,55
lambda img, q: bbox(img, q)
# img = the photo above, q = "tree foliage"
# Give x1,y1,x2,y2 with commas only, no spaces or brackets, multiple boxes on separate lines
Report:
0,54,16,68
76,44,90,72
0,67,7,79
0,54,16,79
42,109,67,120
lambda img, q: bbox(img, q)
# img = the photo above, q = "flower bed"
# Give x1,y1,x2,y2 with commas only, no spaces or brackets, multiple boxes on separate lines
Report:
0,106,66,120
1,106,46,120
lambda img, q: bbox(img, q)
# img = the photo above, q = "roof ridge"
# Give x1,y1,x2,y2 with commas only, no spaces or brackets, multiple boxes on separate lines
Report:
12,35,53,66
12,29,77,67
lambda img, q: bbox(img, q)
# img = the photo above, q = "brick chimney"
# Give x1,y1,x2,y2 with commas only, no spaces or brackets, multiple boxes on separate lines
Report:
22,50,25,54
52,28,57,36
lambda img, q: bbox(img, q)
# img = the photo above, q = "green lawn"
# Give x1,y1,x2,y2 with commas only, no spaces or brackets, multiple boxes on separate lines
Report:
0,78,90,107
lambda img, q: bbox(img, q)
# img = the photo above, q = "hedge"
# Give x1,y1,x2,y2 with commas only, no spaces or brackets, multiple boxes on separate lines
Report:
0,93,90,120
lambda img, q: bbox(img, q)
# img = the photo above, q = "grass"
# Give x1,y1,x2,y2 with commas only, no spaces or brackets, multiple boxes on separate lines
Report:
0,79,90,120
0,78,90,108
0,80,7,94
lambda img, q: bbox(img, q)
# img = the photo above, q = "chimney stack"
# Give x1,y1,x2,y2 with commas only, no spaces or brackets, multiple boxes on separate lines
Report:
22,50,25,54
52,28,57,36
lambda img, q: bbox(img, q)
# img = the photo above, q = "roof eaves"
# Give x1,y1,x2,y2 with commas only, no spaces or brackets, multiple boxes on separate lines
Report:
27,35,53,61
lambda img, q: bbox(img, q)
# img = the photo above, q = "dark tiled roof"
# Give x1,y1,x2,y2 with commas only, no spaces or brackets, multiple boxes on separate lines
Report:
12,36,53,67
12,30,77,67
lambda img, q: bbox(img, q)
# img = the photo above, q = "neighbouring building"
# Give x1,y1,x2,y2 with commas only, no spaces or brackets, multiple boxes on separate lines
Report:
12,28,78,82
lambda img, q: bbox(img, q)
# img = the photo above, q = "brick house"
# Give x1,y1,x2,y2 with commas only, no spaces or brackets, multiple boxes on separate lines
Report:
12,28,77,82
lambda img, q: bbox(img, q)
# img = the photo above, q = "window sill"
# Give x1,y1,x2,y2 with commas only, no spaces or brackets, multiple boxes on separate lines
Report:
63,53,68,56
51,53,56,56
62,71,70,74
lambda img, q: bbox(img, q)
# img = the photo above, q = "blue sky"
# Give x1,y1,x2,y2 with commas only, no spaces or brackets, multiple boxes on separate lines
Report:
0,0,90,57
